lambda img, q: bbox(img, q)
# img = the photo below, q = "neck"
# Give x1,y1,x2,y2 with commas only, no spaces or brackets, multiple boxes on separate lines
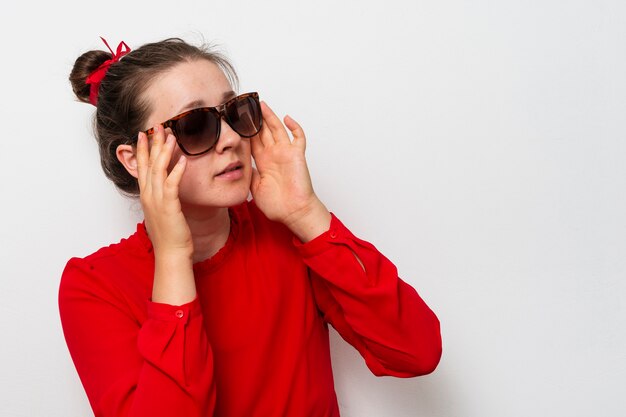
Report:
183,205,231,263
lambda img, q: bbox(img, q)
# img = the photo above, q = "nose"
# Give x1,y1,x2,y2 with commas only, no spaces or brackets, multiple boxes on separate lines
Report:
214,119,242,154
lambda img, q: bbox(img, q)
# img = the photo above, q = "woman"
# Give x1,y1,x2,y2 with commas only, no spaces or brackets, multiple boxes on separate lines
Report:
59,37,442,417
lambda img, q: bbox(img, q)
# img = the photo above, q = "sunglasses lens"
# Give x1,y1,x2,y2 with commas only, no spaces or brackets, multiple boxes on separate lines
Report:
166,93,261,155
226,95,262,137
176,110,220,155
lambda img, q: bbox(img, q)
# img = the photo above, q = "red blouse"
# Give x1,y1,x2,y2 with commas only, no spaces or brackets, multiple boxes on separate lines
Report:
59,201,441,417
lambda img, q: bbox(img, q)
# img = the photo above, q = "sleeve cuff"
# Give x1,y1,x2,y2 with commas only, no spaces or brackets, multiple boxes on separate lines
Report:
146,296,202,324
293,213,352,257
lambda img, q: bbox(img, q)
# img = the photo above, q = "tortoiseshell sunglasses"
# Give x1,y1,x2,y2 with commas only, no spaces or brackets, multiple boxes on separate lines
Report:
143,92,262,156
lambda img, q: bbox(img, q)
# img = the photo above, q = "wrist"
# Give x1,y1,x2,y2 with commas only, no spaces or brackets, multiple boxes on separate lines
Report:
152,250,196,305
153,244,194,260
284,197,332,243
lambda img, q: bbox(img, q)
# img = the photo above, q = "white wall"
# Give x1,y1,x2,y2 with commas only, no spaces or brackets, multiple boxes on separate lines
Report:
1,1,625,416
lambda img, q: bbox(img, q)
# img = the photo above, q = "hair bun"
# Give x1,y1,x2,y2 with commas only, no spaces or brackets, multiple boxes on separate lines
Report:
69,50,112,104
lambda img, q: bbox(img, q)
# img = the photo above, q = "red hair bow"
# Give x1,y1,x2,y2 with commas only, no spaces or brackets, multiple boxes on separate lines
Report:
85,37,131,106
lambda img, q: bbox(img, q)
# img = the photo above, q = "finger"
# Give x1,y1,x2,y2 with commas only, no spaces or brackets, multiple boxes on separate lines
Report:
163,155,187,200
257,105,276,147
284,115,306,151
250,131,263,159
155,133,177,170
149,124,165,166
151,134,176,197
136,132,150,189
260,101,291,145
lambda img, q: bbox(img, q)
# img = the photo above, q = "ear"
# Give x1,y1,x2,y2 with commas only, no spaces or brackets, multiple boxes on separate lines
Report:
116,144,139,179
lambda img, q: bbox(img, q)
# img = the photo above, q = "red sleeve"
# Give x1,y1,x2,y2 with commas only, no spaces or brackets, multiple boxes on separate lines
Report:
294,214,442,377
58,258,216,417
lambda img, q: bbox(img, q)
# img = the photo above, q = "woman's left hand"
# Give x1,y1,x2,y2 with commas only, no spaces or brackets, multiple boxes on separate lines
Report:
250,102,331,242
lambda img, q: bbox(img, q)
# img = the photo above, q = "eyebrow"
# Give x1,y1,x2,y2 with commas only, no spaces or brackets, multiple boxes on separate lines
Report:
176,90,237,115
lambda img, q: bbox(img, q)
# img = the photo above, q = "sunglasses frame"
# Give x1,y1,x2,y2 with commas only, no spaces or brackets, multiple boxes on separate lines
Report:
143,92,262,156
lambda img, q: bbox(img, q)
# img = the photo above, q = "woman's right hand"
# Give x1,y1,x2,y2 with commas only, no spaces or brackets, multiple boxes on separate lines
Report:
136,125,192,258
137,126,197,305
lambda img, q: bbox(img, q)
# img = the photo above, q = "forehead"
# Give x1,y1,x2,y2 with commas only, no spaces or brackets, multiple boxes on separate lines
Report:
143,59,232,126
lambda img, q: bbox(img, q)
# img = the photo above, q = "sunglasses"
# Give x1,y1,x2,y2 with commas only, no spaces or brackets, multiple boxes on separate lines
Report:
143,92,262,156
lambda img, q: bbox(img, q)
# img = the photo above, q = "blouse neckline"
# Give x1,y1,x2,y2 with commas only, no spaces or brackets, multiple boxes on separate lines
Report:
135,205,242,275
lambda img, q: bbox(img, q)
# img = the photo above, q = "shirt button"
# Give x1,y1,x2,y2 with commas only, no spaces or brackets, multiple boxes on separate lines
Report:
330,231,337,239
175,310,184,319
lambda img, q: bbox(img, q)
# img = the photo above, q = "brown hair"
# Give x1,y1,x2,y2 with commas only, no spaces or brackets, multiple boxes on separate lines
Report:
69,38,238,196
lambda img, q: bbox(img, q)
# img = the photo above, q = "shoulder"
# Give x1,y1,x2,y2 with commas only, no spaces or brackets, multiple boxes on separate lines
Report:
59,224,151,301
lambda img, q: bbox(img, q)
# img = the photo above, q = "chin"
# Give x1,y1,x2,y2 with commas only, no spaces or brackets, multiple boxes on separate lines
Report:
182,178,251,210
222,176,252,207
221,189,250,208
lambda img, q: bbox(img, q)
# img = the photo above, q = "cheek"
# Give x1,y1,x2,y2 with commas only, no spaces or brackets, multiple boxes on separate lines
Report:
175,161,206,199
166,147,185,173
176,154,215,190
166,148,202,197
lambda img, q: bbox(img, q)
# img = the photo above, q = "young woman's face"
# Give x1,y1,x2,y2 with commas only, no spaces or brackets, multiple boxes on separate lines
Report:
141,59,252,211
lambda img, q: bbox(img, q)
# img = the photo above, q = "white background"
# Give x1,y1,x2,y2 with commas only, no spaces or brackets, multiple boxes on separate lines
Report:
1,1,625,416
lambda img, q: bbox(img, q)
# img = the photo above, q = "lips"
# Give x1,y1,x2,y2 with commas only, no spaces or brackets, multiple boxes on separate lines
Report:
215,161,243,177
